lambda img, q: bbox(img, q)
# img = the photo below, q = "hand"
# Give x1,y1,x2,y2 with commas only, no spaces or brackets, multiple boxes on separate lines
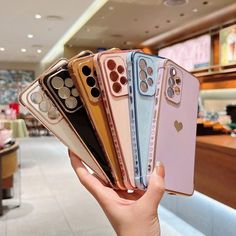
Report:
69,151,165,236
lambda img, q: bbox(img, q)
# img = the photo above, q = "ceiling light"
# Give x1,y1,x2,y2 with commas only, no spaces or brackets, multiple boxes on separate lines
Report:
108,6,114,10
0,47,5,51
163,0,188,6
37,49,42,54
27,34,34,39
21,48,26,52
193,8,198,12
35,14,42,19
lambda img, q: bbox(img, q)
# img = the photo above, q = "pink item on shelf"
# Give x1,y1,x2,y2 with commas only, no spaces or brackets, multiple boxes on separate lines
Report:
0,129,12,148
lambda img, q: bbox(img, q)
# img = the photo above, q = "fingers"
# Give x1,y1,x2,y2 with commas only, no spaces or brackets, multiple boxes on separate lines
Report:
138,162,165,211
68,150,107,201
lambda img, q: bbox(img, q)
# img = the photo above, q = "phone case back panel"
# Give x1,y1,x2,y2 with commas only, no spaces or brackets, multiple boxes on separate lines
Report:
128,52,164,187
156,60,199,195
96,51,135,188
69,56,125,189
40,63,114,184
19,80,109,184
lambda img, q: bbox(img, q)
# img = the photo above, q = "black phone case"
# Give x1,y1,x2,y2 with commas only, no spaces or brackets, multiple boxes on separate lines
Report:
41,64,114,183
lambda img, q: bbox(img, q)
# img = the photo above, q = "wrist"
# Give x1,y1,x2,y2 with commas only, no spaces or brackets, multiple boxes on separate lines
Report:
116,216,160,236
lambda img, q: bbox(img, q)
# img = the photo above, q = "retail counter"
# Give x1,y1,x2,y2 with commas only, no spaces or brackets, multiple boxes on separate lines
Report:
195,135,236,209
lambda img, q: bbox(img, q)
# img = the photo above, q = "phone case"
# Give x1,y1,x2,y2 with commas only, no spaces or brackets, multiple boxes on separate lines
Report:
153,59,199,195
19,78,109,184
68,54,125,190
94,50,135,189
127,52,164,189
39,59,114,186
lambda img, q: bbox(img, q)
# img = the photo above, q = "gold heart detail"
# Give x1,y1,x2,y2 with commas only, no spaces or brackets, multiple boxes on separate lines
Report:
174,120,183,132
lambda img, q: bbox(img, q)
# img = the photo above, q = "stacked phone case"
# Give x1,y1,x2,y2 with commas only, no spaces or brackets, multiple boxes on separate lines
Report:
19,49,199,196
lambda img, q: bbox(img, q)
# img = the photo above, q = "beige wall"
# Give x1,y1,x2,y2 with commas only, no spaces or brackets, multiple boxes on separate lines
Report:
63,45,97,59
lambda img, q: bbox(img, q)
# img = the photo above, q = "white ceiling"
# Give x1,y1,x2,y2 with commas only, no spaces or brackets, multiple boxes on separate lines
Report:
1,0,236,64
67,0,236,49
0,0,96,63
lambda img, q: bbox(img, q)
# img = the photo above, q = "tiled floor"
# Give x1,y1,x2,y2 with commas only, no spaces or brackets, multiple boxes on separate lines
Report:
0,137,115,236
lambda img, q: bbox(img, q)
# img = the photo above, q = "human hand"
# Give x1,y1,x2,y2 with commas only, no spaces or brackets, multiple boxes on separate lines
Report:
69,151,165,236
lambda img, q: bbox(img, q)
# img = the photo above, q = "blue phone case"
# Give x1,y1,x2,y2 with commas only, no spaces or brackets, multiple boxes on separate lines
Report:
127,52,163,189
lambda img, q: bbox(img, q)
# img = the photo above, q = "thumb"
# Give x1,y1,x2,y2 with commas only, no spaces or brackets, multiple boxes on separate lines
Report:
139,162,165,210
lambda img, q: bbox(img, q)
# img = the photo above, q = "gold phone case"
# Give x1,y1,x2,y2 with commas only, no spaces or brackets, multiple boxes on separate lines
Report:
68,54,125,190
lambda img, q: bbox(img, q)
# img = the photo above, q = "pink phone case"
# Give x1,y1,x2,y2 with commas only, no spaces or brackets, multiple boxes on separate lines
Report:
153,59,199,195
19,79,109,185
94,50,135,189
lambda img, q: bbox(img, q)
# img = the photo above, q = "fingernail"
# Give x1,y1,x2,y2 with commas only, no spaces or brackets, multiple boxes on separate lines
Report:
156,161,165,177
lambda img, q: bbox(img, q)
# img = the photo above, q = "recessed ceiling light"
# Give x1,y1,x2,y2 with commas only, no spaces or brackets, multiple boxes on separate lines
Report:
193,8,198,12
37,49,42,54
0,47,5,51
35,14,42,19
108,6,114,10
21,48,26,52
27,34,34,39
163,0,188,6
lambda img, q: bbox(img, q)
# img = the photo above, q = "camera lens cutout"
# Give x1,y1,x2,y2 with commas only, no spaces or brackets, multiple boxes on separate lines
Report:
140,81,148,92
31,92,43,104
91,87,100,98
71,88,79,97
139,59,147,70
170,67,176,76
117,65,124,74
174,86,180,95
147,77,154,86
65,78,73,88
110,71,119,82
58,87,71,99
82,65,91,76
39,100,51,112
86,76,96,87
147,67,153,76
175,77,181,85
167,87,174,98
113,82,122,93
140,70,147,81
51,76,64,89
120,76,128,85
48,108,60,120
168,77,175,87
65,96,78,109
107,59,116,70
